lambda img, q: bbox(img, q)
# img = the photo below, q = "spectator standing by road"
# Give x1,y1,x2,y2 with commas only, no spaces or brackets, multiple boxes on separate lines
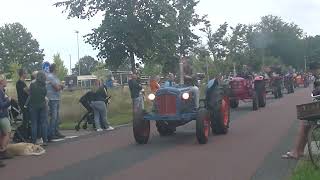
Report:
129,73,143,113
46,64,65,140
16,69,29,129
29,71,48,146
0,74,13,167
91,84,114,131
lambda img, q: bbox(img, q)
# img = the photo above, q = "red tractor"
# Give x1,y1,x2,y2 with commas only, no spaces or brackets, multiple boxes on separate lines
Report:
294,73,309,88
228,76,267,111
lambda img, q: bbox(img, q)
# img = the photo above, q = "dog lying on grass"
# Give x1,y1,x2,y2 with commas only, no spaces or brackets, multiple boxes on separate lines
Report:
6,143,46,156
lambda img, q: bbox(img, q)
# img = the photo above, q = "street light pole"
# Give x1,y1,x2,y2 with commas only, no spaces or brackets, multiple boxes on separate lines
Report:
75,30,80,76
69,54,72,75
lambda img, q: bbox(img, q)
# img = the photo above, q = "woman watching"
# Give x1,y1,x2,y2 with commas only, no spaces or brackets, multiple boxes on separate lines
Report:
29,71,48,146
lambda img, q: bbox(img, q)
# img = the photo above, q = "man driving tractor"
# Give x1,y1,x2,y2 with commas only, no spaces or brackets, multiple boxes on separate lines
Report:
182,58,200,109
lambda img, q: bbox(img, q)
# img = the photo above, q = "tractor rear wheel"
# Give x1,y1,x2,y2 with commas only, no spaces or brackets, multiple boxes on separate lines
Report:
196,109,210,144
230,99,239,109
211,96,230,135
133,110,150,144
156,121,176,136
252,91,259,111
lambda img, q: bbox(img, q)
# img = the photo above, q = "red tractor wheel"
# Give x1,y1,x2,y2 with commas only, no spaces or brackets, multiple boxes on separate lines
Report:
212,96,230,135
196,109,210,144
133,110,150,144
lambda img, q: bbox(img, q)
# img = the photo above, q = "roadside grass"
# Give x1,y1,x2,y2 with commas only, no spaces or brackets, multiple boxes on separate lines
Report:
291,161,320,180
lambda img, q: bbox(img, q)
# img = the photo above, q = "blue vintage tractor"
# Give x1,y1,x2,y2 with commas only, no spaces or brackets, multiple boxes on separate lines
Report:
133,79,231,144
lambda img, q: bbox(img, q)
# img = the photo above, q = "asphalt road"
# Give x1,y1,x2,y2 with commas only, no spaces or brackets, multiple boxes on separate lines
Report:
1,88,311,180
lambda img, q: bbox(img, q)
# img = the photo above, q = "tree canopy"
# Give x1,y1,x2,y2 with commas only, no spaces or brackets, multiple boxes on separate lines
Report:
55,0,204,73
72,55,99,75
0,23,45,74
53,53,68,80
54,0,320,76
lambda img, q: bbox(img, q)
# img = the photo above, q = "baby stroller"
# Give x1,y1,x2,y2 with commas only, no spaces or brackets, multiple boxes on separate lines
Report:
75,91,111,131
9,99,31,143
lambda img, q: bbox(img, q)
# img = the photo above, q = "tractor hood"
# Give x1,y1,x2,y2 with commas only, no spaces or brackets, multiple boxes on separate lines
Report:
156,85,192,96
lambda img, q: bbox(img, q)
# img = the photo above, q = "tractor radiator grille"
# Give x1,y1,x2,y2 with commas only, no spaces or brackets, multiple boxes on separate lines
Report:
156,95,177,115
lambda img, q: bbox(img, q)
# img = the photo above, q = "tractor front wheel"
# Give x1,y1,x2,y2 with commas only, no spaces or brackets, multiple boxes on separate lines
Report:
133,110,150,144
196,109,210,144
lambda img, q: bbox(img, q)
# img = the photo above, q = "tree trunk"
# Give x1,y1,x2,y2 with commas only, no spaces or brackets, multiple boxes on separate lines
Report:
130,51,136,74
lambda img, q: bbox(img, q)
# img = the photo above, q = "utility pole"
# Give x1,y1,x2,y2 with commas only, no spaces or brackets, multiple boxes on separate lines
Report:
179,56,184,84
75,30,80,76
233,63,236,77
69,55,72,75
305,56,307,72
206,58,209,81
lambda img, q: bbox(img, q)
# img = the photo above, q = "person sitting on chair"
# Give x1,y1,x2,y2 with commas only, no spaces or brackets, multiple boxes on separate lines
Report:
282,61,320,159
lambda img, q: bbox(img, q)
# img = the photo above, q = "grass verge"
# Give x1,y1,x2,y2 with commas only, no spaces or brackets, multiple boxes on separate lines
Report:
290,161,320,180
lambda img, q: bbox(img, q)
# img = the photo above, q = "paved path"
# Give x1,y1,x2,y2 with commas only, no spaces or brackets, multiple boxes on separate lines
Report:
0,88,311,180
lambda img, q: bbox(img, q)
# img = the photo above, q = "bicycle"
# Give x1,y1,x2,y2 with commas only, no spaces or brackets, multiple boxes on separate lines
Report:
306,93,320,168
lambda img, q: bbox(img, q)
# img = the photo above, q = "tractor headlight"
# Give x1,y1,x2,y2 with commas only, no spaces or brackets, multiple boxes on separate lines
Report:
148,93,156,101
182,92,190,100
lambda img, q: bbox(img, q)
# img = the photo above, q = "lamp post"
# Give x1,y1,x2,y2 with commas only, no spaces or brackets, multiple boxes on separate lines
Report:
75,30,80,76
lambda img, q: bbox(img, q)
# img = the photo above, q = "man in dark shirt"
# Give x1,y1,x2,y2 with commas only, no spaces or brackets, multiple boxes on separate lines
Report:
16,69,29,128
128,73,143,113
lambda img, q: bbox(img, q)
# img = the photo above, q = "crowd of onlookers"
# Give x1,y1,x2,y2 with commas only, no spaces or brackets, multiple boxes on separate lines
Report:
0,64,116,167
0,64,66,167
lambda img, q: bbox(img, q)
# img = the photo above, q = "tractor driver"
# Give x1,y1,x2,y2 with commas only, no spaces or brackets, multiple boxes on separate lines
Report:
238,65,253,79
182,59,200,109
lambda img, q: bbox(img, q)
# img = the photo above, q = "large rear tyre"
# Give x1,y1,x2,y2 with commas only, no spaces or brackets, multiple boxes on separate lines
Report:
196,109,210,144
252,91,259,111
308,125,320,169
230,99,239,109
156,121,176,136
258,91,266,108
133,110,150,144
212,96,230,134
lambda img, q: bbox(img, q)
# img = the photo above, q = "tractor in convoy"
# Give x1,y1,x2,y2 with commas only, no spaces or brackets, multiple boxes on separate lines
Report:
133,78,231,145
228,75,267,111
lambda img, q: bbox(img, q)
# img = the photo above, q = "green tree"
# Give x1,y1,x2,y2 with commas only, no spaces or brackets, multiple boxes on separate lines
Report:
73,55,99,75
0,23,44,73
7,62,22,81
53,53,68,80
55,0,175,73
305,36,320,67
205,22,229,60
174,0,204,57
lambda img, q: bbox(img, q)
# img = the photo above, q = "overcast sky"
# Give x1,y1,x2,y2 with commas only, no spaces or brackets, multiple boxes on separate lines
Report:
1,0,320,73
